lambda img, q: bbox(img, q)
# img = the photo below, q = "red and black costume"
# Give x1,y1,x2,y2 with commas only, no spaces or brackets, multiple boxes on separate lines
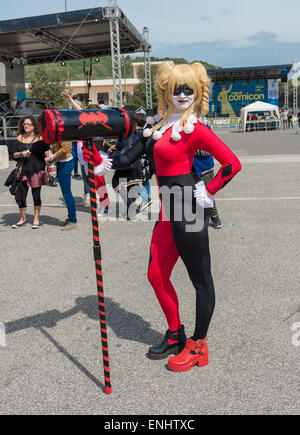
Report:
112,120,242,347
80,142,110,210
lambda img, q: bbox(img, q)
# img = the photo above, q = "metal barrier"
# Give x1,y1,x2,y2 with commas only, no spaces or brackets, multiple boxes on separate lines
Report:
0,116,8,140
0,115,20,141
242,120,280,133
0,145,9,169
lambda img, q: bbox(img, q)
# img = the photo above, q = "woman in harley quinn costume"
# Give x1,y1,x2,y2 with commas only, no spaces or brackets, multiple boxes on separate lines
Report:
90,62,241,372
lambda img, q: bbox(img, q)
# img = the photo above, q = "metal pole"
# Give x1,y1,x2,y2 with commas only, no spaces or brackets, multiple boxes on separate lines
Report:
143,27,152,110
107,0,123,107
2,117,7,140
284,81,289,109
292,61,300,115
122,56,127,106
64,1,71,104
293,80,298,115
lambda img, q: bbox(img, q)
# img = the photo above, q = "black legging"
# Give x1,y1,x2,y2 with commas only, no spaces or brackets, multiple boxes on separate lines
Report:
16,181,42,208
148,174,215,341
118,185,140,219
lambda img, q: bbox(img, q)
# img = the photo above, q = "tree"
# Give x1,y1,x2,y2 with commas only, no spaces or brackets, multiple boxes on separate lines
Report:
28,65,67,108
133,56,217,69
127,64,159,109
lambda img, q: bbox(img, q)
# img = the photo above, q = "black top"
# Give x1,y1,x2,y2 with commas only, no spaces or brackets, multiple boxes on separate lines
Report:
12,139,50,177
112,133,155,174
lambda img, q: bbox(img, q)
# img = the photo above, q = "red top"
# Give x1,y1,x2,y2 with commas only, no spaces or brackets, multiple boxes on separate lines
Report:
153,121,242,195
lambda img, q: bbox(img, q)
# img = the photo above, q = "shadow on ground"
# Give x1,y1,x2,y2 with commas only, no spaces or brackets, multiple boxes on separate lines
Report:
5,295,162,345
0,213,62,227
4,295,162,391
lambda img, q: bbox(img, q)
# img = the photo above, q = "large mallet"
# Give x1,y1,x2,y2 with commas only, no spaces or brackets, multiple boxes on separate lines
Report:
39,108,133,143
40,108,134,395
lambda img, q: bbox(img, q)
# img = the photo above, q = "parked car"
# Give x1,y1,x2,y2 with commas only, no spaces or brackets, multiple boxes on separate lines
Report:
0,98,54,138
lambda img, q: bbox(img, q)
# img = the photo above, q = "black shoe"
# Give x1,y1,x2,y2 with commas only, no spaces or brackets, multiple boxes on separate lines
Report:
147,325,187,360
211,214,222,229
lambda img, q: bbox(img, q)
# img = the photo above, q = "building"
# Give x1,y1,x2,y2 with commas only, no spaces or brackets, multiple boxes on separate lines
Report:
207,64,293,116
25,62,164,107
68,61,163,106
26,77,140,107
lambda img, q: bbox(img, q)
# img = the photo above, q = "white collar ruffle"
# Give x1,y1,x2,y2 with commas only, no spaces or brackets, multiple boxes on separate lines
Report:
144,114,198,142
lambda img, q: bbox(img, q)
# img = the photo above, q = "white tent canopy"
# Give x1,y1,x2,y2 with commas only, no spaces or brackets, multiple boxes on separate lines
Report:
240,101,280,132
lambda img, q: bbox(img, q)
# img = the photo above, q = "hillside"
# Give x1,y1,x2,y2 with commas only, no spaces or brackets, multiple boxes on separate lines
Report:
25,56,218,82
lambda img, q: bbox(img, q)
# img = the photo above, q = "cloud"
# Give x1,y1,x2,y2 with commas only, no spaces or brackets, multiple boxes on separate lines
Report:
152,37,298,68
221,10,231,16
197,16,212,22
247,31,277,44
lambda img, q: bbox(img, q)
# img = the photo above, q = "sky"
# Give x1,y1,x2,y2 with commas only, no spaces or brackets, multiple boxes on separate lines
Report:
1,0,300,67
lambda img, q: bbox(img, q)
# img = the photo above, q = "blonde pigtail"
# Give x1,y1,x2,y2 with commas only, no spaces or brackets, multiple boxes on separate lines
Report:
201,86,210,115
191,62,210,115
157,86,166,118
154,62,175,130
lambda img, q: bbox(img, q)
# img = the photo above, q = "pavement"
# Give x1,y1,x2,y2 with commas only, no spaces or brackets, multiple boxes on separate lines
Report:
0,128,299,415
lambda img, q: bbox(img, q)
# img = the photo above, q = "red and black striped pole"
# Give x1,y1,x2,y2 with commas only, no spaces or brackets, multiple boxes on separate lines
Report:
86,139,112,395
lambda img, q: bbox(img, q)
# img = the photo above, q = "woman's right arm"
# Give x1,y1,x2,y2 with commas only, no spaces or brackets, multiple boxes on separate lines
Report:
61,93,82,111
12,141,22,161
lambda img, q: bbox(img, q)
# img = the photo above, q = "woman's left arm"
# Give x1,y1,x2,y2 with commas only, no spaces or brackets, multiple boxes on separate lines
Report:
193,122,242,196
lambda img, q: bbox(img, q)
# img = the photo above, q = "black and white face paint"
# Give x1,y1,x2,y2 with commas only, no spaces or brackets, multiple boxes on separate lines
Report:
172,84,195,112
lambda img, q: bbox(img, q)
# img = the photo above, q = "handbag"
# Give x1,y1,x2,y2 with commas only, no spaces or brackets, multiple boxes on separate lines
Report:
4,162,23,187
4,136,36,187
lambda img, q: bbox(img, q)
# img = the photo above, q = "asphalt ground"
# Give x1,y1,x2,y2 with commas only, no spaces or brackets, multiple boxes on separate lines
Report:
0,128,299,415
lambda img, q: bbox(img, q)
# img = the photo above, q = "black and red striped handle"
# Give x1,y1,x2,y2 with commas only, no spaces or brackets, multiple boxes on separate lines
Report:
86,139,112,395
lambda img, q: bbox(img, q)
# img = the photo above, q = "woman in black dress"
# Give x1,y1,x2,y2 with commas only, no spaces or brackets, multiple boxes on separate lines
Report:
11,116,50,229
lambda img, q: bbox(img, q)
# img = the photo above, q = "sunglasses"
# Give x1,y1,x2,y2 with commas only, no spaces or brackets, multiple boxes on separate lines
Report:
173,84,194,97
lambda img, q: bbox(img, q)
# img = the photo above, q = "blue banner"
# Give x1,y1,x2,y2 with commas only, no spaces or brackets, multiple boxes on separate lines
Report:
212,80,269,116
268,80,279,106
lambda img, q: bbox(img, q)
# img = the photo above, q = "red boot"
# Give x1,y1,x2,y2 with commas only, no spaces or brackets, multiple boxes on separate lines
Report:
168,337,209,372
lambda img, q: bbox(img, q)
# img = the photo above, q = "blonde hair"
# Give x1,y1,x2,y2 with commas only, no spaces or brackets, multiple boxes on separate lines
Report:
155,62,210,130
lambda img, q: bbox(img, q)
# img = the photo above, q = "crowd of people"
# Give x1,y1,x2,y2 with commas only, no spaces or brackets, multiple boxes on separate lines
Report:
280,108,299,130
5,93,223,231
244,108,300,132
4,95,296,234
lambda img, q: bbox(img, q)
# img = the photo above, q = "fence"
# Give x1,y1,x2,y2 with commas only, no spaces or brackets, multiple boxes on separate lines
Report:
209,117,240,129
0,115,21,141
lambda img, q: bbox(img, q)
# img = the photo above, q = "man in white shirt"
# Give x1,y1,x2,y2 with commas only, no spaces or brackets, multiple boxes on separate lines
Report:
97,97,108,110
282,108,289,130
